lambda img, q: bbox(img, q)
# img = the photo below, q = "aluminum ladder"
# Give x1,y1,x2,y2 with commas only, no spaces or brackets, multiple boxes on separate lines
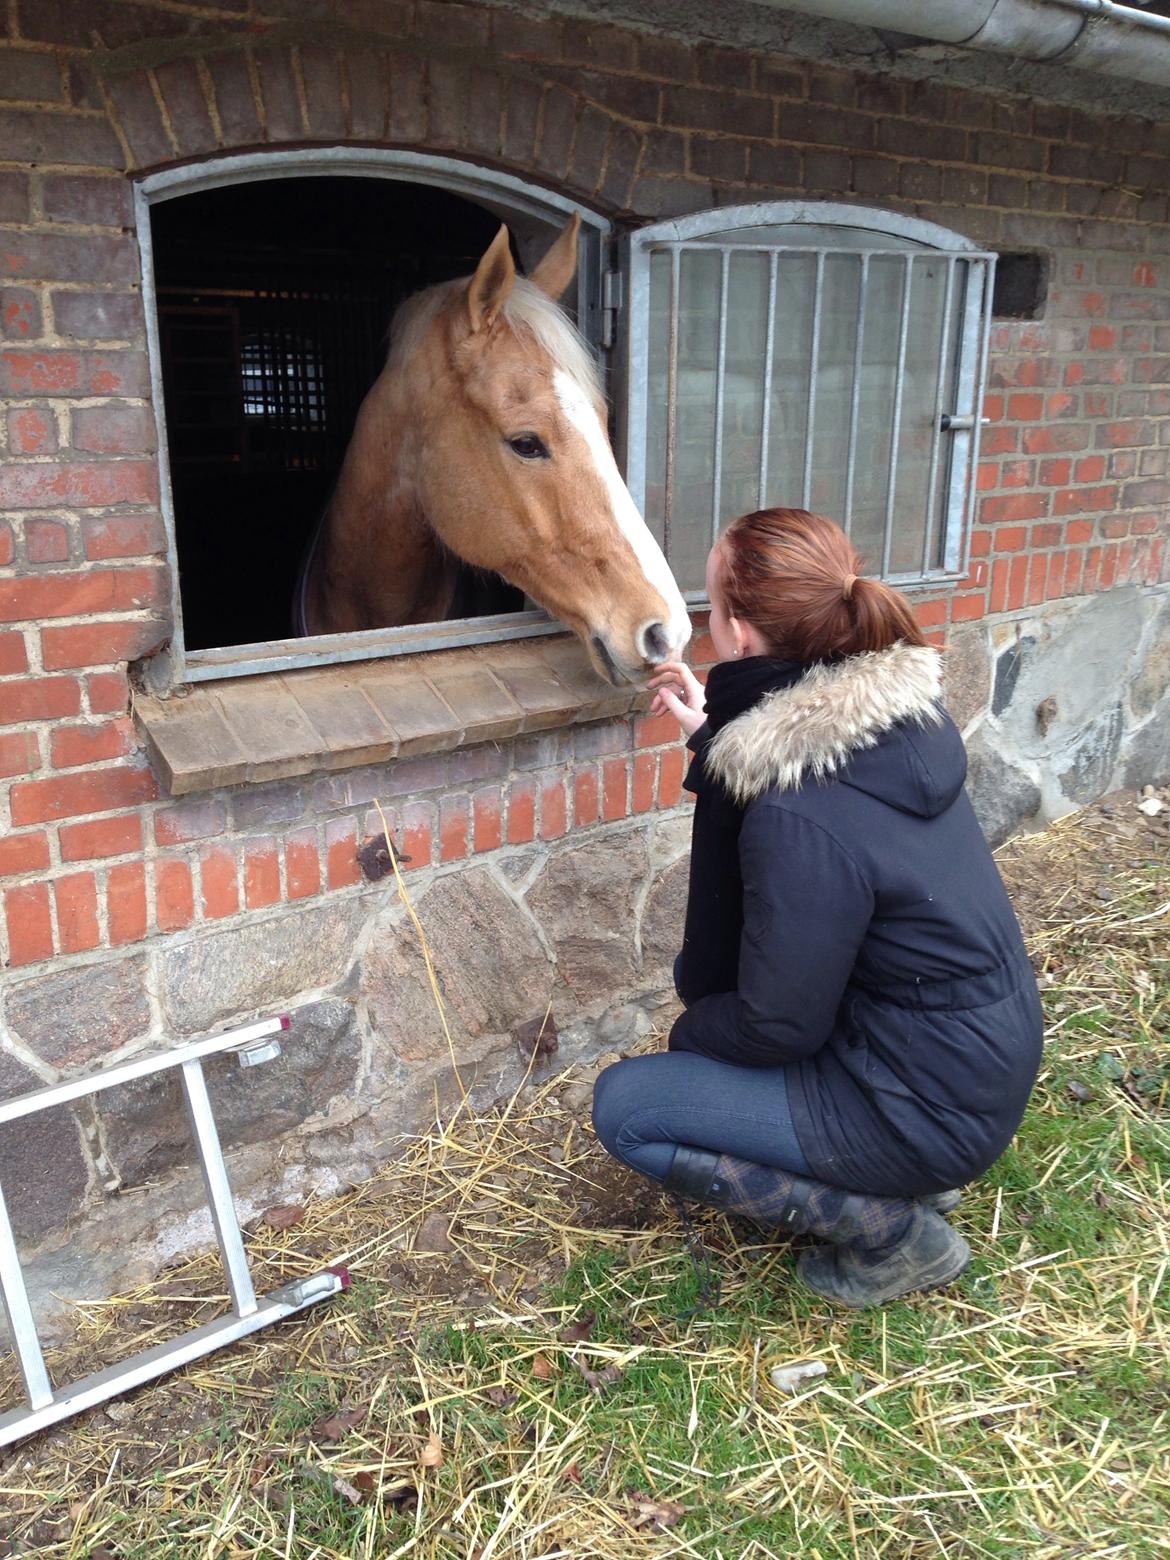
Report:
0,1015,349,1449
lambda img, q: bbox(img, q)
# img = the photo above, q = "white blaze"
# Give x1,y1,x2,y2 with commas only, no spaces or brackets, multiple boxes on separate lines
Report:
554,369,691,654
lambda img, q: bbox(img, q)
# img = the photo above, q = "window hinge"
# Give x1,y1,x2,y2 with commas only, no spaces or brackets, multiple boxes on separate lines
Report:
601,270,623,349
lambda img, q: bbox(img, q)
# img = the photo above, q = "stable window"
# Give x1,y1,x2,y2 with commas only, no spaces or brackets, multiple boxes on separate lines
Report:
137,151,608,690
622,204,995,593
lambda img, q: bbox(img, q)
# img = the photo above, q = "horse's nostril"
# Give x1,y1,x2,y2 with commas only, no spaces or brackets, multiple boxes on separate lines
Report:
641,621,672,663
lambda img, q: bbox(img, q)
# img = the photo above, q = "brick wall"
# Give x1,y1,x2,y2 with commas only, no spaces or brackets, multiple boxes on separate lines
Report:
0,9,1167,1024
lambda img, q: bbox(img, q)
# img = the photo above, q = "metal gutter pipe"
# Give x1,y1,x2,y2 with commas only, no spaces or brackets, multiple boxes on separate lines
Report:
756,0,1170,89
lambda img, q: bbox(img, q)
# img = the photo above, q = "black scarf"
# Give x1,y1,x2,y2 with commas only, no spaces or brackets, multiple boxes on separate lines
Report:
702,655,808,735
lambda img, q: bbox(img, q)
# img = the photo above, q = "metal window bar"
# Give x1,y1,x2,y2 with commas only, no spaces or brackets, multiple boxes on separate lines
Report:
0,1016,349,1450
639,230,995,592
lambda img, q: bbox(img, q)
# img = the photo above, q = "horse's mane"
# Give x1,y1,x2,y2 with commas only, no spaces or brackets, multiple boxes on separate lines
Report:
387,273,603,402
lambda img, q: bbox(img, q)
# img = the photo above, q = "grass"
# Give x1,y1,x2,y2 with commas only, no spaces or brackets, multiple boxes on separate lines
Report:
1,799,1167,1559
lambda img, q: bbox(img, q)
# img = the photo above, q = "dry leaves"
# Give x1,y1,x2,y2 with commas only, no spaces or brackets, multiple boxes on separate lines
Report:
560,1310,596,1344
262,1204,305,1231
572,1357,622,1394
309,1406,366,1442
626,1489,687,1529
531,1352,555,1380
415,1212,454,1252
420,1431,444,1469
484,1385,518,1408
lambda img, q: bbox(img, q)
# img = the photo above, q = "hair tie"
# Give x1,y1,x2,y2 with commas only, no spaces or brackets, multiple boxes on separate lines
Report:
842,573,859,602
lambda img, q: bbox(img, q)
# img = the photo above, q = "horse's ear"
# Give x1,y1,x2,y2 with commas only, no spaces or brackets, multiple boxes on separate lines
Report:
529,211,580,301
467,225,516,333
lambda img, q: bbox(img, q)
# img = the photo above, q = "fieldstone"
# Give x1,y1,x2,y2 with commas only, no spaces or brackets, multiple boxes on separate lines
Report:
1057,704,1124,805
0,1048,91,1243
639,856,689,987
4,955,151,1072
991,635,1032,717
943,624,991,732
964,736,1041,847
1123,693,1170,788
651,811,693,866
99,997,362,1185
158,899,364,1032
1130,597,1170,722
363,868,551,1065
526,832,649,1003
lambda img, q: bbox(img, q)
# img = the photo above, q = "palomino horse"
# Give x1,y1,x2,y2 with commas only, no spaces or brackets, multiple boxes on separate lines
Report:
294,213,690,684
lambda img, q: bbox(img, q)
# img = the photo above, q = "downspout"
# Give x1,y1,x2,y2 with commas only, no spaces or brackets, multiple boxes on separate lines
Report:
757,0,1170,89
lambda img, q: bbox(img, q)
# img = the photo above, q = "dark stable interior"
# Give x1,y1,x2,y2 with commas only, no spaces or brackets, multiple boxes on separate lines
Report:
152,176,526,652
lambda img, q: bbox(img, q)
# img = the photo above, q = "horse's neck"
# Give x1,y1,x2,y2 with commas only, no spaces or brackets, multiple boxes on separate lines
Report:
306,385,452,634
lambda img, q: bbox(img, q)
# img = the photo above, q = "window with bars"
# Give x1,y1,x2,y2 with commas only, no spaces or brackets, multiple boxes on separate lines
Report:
623,204,995,596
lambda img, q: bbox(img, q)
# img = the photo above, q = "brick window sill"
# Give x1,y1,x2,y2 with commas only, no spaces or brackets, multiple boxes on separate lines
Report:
133,634,648,796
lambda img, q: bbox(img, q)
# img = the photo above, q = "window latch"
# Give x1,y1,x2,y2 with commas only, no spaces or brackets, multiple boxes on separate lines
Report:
939,412,990,432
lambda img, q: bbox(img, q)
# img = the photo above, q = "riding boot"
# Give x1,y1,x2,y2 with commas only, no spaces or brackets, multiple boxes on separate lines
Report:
662,1147,970,1307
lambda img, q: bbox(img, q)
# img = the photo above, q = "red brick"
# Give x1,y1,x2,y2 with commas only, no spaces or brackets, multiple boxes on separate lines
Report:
951,593,986,623
1132,513,1160,535
506,779,536,845
86,669,128,713
25,518,69,563
913,597,947,628
0,348,148,398
1100,547,1120,590
980,494,1049,524
54,870,99,953
975,462,997,493
5,880,52,965
71,404,156,456
10,762,158,825
573,765,600,827
1,286,42,340
999,460,1034,490
106,859,146,944
0,830,49,877
59,812,140,861
0,631,27,675
657,746,686,808
155,858,194,933
1065,518,1094,544
0,521,11,566
1022,425,1092,455
200,846,240,919
400,803,433,870
472,787,503,853
988,558,1009,614
41,617,167,670
1054,485,1119,516
1030,523,1062,548
969,528,992,557
992,525,1028,551
632,751,658,813
981,426,1019,456
41,172,133,226
1006,555,1029,611
0,460,158,513
634,708,681,748
1064,550,1083,594
602,757,628,821
325,817,361,888
1006,392,1044,421
82,511,166,560
286,828,321,898
540,774,567,840
1038,458,1071,486
50,716,134,768
438,794,469,862
0,714,35,774
1027,553,1048,606
0,673,80,726
1073,455,1106,482
0,565,160,625
1047,551,1067,598
7,407,54,453
244,840,281,908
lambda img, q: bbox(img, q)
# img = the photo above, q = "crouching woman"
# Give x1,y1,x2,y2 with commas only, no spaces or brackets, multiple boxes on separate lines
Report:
592,508,1044,1308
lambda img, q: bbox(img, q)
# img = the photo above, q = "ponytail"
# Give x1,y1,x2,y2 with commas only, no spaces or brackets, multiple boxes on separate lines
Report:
717,508,927,662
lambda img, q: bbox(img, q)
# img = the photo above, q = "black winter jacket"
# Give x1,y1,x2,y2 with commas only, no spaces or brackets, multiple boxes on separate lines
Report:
671,644,1044,1198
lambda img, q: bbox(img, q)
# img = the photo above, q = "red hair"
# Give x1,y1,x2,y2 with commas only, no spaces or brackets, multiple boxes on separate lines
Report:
716,508,927,662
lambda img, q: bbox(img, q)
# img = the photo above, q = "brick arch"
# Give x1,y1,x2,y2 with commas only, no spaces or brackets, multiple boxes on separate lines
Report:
101,35,644,216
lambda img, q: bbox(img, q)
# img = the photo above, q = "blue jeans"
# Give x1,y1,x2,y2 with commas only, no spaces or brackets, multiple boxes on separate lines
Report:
591,1051,811,1183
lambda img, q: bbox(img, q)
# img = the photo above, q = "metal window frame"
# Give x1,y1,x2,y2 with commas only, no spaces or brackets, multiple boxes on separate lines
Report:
134,149,612,693
619,201,996,599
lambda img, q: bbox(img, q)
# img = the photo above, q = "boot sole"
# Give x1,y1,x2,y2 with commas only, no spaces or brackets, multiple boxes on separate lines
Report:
797,1231,972,1309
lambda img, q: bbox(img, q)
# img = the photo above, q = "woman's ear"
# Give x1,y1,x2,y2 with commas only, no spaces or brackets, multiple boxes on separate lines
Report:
727,614,750,659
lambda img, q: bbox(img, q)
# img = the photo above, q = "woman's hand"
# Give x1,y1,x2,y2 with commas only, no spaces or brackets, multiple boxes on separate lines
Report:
647,660,707,737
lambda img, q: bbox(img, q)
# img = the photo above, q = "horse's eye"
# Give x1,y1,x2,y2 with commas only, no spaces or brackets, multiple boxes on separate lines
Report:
508,433,549,460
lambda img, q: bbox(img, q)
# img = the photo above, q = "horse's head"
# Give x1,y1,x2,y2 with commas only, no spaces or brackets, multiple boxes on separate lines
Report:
399,215,691,684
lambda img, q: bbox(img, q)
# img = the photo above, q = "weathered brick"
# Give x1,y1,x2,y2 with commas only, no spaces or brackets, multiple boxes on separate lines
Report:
602,756,628,821
0,349,149,397
345,48,387,140
11,761,158,825
5,880,53,965
205,48,261,146
254,45,304,141
59,811,141,860
106,860,147,944
25,517,70,563
81,511,165,560
0,459,158,512
0,728,38,778
154,56,217,156
155,857,194,932
0,564,162,622
42,172,133,226
300,43,345,138
41,616,168,670
0,106,121,167
573,765,599,827
472,786,502,853
1,286,42,340
666,85,772,139
107,72,175,167
1,230,136,286
386,49,425,141
54,870,100,953
0,48,64,103
0,170,29,221
7,406,55,453
53,290,144,341
244,838,281,908
285,827,321,899
778,100,872,150
200,845,240,919
50,716,133,768
0,829,49,877
0,630,28,675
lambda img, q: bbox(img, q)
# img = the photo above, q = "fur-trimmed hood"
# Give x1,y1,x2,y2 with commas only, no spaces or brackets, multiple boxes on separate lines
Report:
706,643,954,811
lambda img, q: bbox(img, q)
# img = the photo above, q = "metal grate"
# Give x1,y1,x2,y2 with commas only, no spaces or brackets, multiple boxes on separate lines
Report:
625,206,995,595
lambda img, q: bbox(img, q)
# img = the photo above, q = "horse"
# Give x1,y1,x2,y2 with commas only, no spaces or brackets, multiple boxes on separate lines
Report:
294,213,691,685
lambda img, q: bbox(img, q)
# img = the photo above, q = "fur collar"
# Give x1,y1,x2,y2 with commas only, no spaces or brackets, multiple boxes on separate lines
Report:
705,643,943,803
